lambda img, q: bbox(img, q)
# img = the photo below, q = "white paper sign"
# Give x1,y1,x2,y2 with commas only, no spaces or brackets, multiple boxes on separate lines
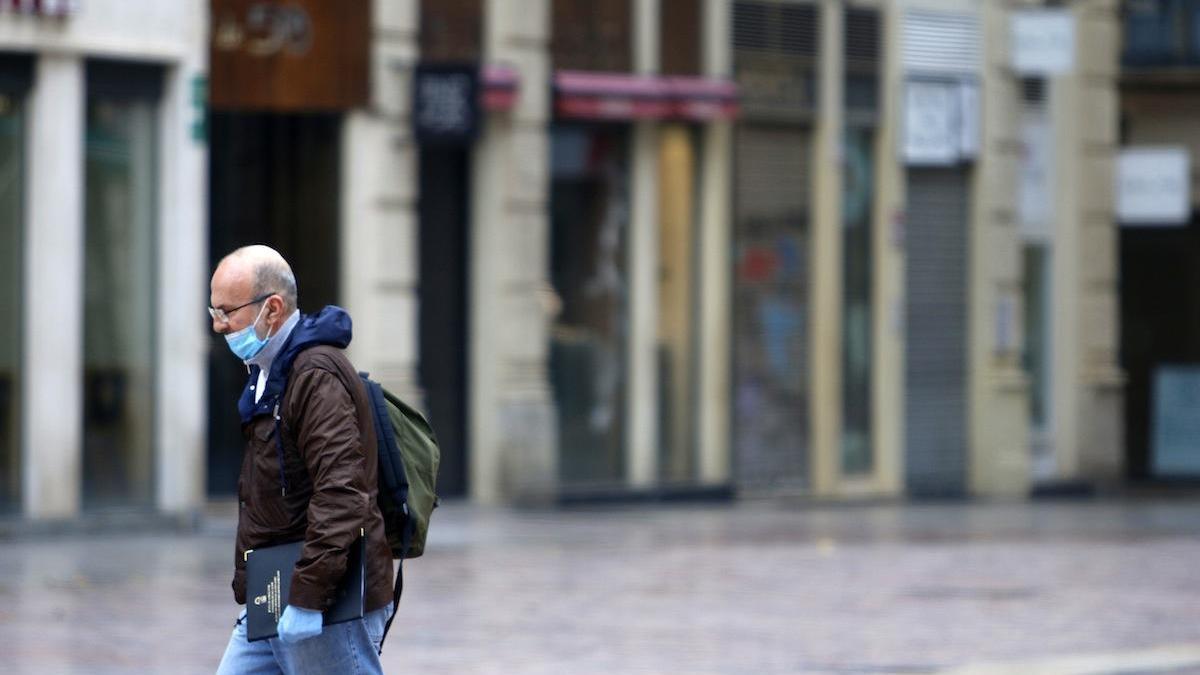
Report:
903,80,958,166
1018,110,1053,240
1116,147,1191,226
1011,9,1076,76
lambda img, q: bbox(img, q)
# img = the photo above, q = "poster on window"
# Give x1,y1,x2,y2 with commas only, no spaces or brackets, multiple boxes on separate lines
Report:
1116,147,1190,226
903,80,957,165
1011,9,1076,76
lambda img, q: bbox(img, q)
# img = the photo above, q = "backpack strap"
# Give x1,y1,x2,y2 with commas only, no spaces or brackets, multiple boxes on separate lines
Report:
379,520,414,654
359,372,414,655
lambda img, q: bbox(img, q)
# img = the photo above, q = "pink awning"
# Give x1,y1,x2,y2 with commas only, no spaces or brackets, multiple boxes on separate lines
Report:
482,64,519,112
1,0,77,15
554,70,739,122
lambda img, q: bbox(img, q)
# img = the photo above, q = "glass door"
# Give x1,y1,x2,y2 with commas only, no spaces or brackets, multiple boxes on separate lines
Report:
82,63,161,508
841,128,875,476
550,124,631,486
0,89,23,513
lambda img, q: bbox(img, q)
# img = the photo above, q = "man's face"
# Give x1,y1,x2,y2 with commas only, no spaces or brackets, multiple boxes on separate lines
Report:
209,261,264,337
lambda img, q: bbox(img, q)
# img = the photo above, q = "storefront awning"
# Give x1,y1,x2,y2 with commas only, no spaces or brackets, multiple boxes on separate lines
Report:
1,0,77,15
482,65,519,112
554,70,739,122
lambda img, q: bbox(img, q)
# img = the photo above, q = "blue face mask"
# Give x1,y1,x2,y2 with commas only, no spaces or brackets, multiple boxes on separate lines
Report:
224,302,274,361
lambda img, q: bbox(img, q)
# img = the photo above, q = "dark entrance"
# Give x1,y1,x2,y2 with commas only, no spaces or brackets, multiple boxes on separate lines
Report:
206,112,341,497
1120,221,1200,480
418,148,470,498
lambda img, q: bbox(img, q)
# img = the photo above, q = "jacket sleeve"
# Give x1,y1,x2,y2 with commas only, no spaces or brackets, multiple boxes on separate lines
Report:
285,366,371,611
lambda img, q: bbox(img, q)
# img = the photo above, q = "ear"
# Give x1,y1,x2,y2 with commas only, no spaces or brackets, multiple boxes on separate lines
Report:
267,294,286,322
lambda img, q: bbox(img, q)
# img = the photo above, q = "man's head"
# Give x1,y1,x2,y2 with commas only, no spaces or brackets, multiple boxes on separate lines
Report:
209,245,298,339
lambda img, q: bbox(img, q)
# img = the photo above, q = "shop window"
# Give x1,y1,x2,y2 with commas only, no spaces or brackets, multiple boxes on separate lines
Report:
552,0,632,72
841,9,880,476
550,125,631,485
0,54,30,514
733,126,812,490
845,8,880,124
82,61,162,508
661,0,702,76
732,0,819,120
420,0,482,63
1123,0,1200,67
841,128,874,476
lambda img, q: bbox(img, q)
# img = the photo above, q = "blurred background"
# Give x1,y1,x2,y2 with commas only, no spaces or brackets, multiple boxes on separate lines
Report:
4,0,1200,672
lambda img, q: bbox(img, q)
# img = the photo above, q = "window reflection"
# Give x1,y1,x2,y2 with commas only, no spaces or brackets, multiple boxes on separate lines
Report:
841,129,874,475
82,92,157,508
0,93,22,513
550,125,630,485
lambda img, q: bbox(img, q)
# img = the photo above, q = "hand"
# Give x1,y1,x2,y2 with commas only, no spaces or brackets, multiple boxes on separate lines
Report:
277,605,323,644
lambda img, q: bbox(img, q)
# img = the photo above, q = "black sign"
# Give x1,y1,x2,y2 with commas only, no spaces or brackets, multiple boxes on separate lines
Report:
413,63,480,146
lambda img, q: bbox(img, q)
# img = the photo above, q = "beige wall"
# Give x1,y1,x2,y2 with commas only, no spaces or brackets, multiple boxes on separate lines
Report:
11,1,210,518
470,0,558,504
967,0,1032,498
1054,0,1124,485
341,0,422,409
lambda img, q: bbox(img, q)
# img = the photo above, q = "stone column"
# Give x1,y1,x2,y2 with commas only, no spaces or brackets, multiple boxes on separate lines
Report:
1054,0,1124,485
967,0,1031,497
471,0,557,503
627,0,662,488
696,0,734,485
155,5,209,514
341,0,423,405
24,55,85,518
873,0,905,497
810,0,844,496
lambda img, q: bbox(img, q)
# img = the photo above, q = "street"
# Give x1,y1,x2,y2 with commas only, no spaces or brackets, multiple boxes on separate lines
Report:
3,498,1200,674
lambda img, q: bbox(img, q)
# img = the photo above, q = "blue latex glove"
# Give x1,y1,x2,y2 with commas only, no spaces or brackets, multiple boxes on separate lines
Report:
277,605,323,644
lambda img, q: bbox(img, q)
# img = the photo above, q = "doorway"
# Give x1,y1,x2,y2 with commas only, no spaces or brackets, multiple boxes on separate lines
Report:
418,147,470,498
1120,221,1200,480
206,113,341,497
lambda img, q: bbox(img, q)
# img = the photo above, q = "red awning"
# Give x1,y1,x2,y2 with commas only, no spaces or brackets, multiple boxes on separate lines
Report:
482,64,519,112
554,70,739,122
2,0,77,15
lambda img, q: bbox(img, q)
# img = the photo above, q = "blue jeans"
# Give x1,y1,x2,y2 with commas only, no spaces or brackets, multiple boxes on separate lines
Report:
216,605,392,675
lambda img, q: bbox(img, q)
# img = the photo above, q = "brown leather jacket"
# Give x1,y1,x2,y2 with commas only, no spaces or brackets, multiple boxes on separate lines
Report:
232,344,394,613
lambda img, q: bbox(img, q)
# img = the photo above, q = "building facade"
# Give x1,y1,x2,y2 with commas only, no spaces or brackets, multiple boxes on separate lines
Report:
1,0,1129,522
0,0,208,519
1119,0,1200,483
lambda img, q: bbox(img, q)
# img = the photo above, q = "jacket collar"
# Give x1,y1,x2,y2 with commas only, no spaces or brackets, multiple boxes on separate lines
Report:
237,306,354,423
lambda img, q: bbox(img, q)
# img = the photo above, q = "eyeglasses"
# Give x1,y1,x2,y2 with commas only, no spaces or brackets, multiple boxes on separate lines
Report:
208,293,274,324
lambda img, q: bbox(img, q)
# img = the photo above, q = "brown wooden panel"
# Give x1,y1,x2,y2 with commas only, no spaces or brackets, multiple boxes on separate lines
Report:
210,0,369,111
661,0,701,76
552,0,632,72
421,0,482,63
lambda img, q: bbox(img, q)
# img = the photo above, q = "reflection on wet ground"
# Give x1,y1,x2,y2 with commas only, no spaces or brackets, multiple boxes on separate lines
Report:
3,498,1200,674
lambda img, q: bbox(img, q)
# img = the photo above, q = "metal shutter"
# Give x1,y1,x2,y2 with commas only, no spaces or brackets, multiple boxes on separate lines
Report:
905,168,969,496
902,10,981,76
733,124,811,493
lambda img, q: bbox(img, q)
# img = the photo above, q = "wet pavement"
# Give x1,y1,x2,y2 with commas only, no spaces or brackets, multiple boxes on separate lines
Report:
3,497,1200,674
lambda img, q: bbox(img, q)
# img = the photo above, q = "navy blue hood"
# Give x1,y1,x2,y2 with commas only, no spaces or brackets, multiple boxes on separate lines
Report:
238,305,353,423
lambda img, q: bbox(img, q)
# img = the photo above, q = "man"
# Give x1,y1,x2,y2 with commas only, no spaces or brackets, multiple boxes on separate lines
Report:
211,245,394,674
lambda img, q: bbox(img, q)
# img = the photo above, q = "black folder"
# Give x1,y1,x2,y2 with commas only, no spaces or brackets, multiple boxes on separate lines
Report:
244,532,365,642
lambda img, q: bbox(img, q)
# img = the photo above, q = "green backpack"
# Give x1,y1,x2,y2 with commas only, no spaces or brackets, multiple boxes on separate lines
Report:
358,372,440,650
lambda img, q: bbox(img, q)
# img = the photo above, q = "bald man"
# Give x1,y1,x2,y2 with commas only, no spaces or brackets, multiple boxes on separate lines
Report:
210,246,394,674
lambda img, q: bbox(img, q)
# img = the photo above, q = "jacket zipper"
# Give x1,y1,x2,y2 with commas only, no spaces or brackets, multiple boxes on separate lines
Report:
273,400,289,497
